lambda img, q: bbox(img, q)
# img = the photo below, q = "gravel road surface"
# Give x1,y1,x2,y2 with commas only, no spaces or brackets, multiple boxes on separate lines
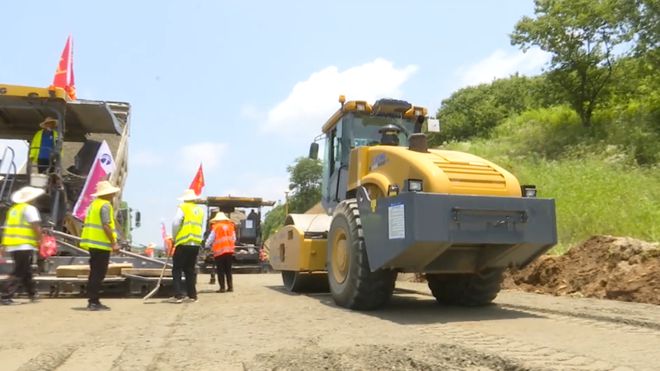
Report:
1,274,658,371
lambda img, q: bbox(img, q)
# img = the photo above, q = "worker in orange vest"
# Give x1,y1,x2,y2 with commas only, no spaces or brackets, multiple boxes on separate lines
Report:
204,212,236,293
144,242,156,258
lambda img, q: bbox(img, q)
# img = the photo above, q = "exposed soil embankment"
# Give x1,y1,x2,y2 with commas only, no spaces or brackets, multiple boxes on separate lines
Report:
503,235,660,305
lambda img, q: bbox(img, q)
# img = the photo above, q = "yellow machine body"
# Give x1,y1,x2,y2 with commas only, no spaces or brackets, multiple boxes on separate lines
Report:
347,146,521,198
268,98,555,276
268,224,327,272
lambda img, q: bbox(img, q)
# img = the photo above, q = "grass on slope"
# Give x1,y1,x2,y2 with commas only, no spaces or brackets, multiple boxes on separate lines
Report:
445,142,660,254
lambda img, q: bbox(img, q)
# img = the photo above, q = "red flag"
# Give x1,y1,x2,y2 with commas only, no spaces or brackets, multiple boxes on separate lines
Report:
189,163,205,196
52,35,76,100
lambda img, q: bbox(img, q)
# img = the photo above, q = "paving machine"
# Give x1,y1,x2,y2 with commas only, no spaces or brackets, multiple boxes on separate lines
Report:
196,196,275,274
0,83,167,297
268,96,557,310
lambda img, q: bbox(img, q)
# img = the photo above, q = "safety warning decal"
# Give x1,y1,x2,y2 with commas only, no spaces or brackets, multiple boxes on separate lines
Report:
388,203,405,239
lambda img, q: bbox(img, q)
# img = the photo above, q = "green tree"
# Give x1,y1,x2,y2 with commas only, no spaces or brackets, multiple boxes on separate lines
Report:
620,0,659,56
429,74,552,145
286,157,323,213
261,203,286,242
511,0,639,128
261,157,323,241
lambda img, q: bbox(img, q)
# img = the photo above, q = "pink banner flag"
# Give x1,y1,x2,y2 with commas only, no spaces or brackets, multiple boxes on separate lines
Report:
73,141,116,220
161,222,168,240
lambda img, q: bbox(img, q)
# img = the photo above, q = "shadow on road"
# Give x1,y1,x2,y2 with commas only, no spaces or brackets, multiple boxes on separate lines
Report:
265,285,541,325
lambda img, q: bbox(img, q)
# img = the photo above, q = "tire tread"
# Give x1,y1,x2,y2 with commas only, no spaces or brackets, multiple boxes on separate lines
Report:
330,200,395,310
427,269,504,306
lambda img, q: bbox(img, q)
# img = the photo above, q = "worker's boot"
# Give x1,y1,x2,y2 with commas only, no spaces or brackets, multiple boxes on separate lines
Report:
209,276,216,285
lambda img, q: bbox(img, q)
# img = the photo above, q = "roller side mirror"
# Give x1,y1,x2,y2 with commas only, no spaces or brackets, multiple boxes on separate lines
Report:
309,142,319,160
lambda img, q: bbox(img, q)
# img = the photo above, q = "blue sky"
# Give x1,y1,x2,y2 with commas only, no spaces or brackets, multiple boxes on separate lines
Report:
1,1,548,245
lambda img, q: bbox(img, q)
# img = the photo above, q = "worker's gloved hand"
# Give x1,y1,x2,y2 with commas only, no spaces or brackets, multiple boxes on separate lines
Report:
112,242,120,253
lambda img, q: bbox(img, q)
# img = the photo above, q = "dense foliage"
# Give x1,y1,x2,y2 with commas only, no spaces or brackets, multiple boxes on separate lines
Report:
510,0,655,127
261,157,323,241
430,0,658,167
286,157,323,214
431,0,658,250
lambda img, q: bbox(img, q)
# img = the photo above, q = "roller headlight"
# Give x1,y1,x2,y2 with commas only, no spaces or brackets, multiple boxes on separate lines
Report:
521,185,537,198
407,179,423,192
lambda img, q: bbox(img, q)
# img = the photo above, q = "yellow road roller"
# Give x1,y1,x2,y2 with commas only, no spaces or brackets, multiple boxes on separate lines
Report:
269,96,557,310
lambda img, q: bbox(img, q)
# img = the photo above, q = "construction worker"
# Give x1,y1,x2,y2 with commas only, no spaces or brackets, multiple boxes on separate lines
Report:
144,242,156,258
0,186,45,305
171,189,204,303
378,124,401,146
205,212,236,293
80,180,121,311
29,117,60,174
204,252,216,285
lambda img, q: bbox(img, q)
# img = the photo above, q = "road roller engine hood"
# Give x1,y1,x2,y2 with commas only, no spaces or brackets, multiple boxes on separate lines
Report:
349,144,522,198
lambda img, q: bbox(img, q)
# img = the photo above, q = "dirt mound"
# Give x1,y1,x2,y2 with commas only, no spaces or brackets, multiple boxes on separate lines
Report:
503,235,660,305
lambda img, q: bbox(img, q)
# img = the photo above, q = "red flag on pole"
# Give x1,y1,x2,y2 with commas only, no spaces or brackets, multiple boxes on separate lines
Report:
189,163,205,196
52,35,76,100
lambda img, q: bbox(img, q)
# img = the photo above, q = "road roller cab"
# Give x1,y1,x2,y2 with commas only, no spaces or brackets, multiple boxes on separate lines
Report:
269,96,557,310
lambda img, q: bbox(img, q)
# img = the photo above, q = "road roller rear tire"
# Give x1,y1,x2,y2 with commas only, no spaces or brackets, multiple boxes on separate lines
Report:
427,269,504,306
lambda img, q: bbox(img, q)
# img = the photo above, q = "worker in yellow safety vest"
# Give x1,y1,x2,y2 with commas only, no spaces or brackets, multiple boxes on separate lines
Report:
171,189,204,303
80,180,121,311
29,117,60,174
1,186,45,305
205,212,236,293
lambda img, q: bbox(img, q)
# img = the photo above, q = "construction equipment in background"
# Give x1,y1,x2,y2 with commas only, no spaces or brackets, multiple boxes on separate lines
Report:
195,196,275,273
0,83,162,297
268,96,557,310
0,83,136,236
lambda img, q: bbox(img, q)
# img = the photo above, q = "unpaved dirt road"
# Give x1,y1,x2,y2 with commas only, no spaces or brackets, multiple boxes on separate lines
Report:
1,274,659,371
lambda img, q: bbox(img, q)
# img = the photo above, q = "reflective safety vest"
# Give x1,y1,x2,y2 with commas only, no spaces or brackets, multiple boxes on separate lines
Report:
211,221,236,257
175,202,204,246
1,203,38,252
80,198,117,251
29,129,60,163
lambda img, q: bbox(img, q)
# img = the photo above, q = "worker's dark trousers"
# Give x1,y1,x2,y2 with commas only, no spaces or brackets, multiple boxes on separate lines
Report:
214,254,233,291
37,158,50,174
87,249,110,304
172,245,199,299
1,250,36,299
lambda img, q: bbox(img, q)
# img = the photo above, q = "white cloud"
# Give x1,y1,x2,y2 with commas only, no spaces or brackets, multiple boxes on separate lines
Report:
239,104,264,121
261,58,418,138
178,142,228,172
132,149,163,167
458,48,549,87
